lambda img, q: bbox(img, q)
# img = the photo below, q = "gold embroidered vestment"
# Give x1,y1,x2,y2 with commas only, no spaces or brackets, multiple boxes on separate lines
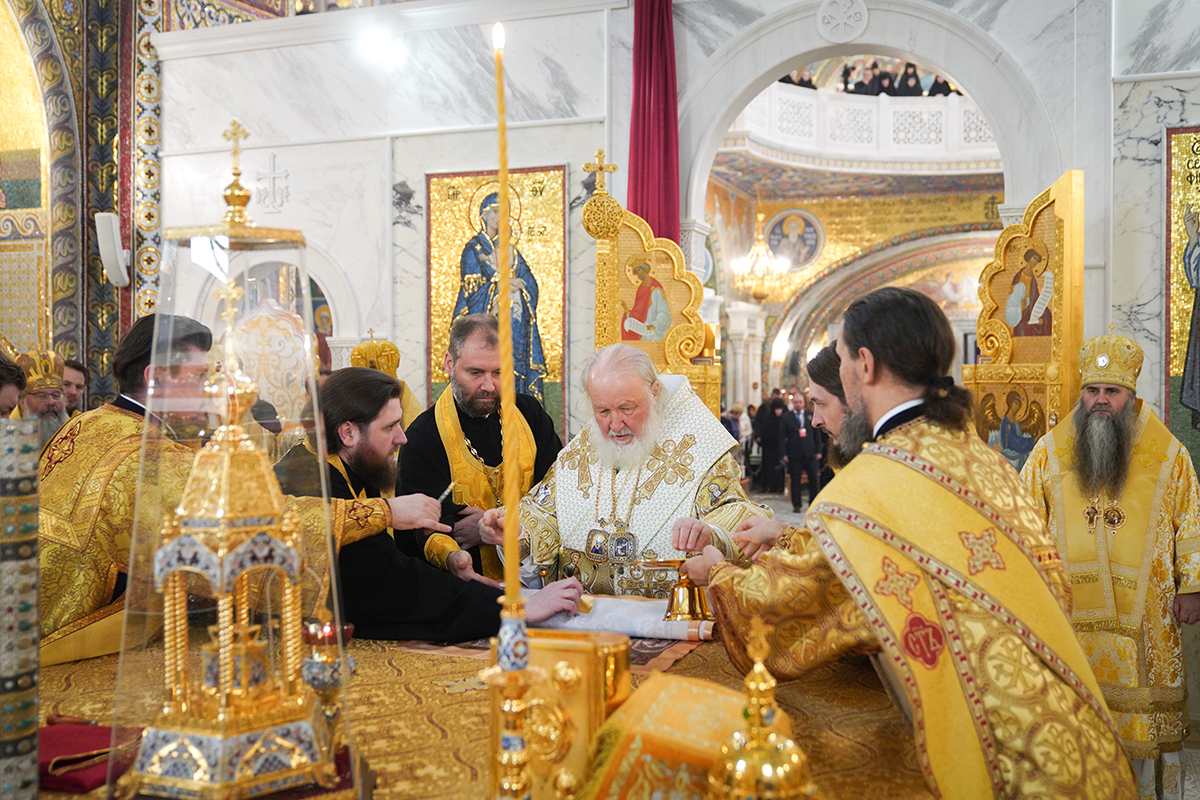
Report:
1020,401,1200,759
708,418,1135,799
38,404,393,665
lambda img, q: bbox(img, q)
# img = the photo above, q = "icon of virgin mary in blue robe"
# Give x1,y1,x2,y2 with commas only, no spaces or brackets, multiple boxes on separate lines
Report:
453,193,547,401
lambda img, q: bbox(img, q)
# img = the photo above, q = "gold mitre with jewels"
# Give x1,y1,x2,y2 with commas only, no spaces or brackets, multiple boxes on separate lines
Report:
350,329,400,377
1078,333,1143,392
15,349,64,394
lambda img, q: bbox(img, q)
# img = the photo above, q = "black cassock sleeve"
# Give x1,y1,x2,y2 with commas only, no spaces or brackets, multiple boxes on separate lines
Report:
338,532,503,642
395,394,563,567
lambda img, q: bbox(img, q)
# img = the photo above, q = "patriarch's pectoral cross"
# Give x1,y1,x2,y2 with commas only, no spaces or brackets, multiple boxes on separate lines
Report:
1083,504,1100,530
583,149,619,194
223,119,250,172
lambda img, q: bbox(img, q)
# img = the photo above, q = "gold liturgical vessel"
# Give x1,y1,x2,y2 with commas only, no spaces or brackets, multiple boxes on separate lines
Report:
708,618,818,800
113,120,358,799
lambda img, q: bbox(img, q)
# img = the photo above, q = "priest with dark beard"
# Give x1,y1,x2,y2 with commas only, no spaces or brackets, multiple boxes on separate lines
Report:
275,366,581,641
1021,334,1200,799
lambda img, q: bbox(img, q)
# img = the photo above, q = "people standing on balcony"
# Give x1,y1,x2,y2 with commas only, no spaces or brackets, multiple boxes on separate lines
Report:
896,62,924,96
928,75,960,96
795,68,816,89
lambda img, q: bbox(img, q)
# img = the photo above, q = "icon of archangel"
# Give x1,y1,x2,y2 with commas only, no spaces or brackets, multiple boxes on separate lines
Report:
453,186,547,401
977,388,1046,472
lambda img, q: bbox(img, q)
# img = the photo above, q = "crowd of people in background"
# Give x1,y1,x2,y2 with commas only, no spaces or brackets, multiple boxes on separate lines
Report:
779,59,961,97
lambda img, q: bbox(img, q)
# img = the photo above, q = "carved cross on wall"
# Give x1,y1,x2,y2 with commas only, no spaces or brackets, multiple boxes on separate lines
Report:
583,149,619,194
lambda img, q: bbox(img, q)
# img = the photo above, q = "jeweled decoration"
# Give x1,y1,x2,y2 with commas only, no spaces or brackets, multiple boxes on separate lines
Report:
0,419,40,800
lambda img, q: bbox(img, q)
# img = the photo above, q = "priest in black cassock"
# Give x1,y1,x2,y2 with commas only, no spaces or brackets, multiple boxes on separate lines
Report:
275,366,581,641
398,314,562,579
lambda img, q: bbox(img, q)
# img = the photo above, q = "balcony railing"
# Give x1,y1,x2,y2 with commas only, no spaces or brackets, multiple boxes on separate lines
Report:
727,83,1002,172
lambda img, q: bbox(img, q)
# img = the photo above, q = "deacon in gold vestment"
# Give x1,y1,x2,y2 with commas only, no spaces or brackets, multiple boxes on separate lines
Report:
692,289,1136,799
1021,334,1200,799
38,315,404,666
482,343,769,597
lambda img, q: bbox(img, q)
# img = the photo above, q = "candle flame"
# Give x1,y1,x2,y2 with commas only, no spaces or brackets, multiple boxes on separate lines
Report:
492,22,505,51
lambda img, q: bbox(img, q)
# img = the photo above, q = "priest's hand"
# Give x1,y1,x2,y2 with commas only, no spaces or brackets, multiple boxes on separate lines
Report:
526,578,584,623
447,550,501,588
388,494,452,535
683,546,725,586
1174,592,1200,624
733,517,786,562
479,507,505,546
453,505,486,549
671,517,712,552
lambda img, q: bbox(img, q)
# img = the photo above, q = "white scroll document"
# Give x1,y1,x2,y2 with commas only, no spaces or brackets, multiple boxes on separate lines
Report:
523,589,714,641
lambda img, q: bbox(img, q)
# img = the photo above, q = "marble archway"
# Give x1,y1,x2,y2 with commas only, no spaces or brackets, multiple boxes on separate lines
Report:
2,0,82,355
767,228,998,388
678,0,1056,221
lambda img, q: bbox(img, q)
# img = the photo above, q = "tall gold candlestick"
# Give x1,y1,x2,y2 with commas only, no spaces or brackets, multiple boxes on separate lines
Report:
492,23,522,606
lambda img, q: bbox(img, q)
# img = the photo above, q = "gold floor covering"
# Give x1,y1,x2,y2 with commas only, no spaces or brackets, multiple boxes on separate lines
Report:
39,640,932,799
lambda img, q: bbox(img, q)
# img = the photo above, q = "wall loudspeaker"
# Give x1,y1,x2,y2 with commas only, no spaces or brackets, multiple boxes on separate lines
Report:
95,212,130,288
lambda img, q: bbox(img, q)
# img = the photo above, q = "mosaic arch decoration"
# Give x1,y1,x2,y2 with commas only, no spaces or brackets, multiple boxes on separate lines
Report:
4,0,83,357
764,224,1000,386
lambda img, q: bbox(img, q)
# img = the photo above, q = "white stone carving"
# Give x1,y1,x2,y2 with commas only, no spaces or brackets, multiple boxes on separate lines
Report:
892,109,944,146
828,106,875,145
817,0,868,44
778,97,815,139
962,108,995,144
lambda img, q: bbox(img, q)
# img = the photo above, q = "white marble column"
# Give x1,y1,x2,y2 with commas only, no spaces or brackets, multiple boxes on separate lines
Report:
679,218,711,278
997,203,1026,228
724,299,766,411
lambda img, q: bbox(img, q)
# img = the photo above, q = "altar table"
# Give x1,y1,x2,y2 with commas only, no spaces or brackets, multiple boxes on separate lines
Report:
39,640,932,799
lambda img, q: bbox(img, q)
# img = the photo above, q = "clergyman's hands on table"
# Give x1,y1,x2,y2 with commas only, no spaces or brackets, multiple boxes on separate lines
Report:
447,550,501,588
1175,592,1200,624
671,517,712,552
683,546,726,586
479,507,505,546
387,494,452,534
733,517,786,562
452,505,486,549
526,578,584,623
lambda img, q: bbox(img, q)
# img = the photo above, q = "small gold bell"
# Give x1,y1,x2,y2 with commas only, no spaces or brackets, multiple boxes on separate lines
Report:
649,559,715,621
708,618,819,800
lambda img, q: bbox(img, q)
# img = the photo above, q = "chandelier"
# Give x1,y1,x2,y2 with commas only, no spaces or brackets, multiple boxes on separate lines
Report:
731,210,788,303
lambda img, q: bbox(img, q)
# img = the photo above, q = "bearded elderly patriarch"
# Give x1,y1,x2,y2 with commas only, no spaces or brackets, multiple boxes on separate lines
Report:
481,343,771,597
1021,334,1200,800
690,288,1135,799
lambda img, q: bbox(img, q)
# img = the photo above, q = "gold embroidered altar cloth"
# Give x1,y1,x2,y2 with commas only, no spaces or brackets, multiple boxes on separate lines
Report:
39,641,931,799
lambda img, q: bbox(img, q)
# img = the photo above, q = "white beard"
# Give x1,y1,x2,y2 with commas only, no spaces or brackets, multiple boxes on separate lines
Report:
590,402,664,472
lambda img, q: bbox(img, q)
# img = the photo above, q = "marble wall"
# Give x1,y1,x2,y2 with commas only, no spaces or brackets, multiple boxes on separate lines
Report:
155,0,625,436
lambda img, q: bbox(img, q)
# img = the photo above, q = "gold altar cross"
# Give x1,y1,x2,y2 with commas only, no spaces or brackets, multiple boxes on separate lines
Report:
223,119,250,171
214,282,244,327
584,149,619,194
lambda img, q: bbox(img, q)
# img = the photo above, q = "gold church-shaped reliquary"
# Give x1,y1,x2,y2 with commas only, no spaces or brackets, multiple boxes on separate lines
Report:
107,122,361,800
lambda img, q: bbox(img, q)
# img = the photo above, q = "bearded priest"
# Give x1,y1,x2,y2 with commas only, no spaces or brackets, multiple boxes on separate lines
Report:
689,288,1136,799
1021,334,1200,800
481,343,769,597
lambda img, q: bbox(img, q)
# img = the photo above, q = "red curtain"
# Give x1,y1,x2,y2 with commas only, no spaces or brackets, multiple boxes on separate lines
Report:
628,0,680,244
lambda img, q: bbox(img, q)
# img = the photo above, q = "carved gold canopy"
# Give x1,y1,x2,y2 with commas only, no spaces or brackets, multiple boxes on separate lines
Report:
582,151,720,415
963,170,1084,452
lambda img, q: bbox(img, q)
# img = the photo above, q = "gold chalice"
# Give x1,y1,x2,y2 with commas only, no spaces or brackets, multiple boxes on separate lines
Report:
646,559,714,622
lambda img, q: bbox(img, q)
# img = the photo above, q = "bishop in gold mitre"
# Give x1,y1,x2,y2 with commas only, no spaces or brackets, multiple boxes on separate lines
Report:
11,348,69,447
1021,332,1200,799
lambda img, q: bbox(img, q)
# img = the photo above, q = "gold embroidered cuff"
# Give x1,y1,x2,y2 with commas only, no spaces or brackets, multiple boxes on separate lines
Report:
425,533,462,571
